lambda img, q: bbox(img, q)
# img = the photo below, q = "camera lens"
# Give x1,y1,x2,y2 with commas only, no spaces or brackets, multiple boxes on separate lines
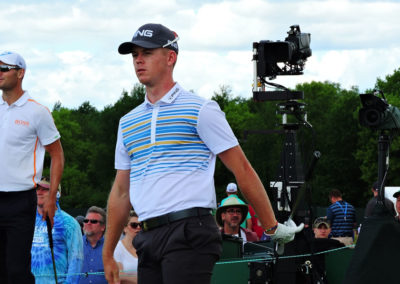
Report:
364,108,381,126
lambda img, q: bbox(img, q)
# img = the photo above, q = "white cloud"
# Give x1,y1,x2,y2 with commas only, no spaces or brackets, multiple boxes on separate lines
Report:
1,0,400,109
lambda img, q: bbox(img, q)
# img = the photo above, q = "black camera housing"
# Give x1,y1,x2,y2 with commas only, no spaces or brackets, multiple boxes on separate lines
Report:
359,92,400,130
255,25,311,79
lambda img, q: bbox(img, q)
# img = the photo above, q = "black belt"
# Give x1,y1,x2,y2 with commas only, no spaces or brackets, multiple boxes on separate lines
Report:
141,207,212,232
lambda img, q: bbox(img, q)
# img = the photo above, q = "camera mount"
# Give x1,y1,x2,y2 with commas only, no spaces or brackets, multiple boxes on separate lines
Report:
250,25,315,222
247,25,322,283
358,90,400,203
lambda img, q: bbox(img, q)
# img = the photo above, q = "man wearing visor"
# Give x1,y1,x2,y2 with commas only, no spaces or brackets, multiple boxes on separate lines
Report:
0,51,64,283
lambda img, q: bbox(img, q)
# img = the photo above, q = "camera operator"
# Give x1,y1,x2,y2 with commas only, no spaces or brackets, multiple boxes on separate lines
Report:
394,190,400,223
365,181,396,218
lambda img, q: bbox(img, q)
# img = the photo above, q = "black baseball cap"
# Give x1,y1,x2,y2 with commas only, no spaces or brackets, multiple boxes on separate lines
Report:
118,23,179,55
313,217,331,229
393,190,400,198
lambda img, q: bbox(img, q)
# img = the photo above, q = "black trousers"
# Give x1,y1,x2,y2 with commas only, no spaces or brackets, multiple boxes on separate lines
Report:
134,214,222,284
0,188,37,284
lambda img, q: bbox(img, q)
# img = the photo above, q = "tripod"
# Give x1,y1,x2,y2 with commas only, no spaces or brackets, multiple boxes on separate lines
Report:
376,131,391,202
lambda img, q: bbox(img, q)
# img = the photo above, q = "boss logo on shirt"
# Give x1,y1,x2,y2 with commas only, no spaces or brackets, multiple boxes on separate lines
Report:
14,119,30,126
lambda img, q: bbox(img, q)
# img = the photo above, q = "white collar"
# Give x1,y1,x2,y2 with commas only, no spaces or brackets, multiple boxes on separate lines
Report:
144,83,182,107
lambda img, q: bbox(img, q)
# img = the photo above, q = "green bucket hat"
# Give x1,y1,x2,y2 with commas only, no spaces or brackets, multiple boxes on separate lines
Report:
216,196,248,227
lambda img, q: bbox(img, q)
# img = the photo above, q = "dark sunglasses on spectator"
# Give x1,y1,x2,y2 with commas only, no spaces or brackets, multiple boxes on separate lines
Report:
83,219,102,224
0,65,20,72
129,222,141,229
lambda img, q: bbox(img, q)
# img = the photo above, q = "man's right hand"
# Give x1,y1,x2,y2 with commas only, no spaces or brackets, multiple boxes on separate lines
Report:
103,255,120,284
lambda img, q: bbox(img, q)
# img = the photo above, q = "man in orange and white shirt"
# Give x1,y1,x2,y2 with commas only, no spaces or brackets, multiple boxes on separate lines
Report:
0,51,64,284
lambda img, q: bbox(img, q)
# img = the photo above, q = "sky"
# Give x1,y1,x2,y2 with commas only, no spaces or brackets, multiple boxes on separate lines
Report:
1,0,400,110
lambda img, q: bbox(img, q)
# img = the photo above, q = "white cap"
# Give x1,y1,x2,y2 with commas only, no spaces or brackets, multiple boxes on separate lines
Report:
226,182,237,192
0,51,26,69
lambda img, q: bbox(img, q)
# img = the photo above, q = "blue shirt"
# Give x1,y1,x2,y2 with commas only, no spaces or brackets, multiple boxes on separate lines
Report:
79,236,107,284
31,205,83,284
327,200,356,237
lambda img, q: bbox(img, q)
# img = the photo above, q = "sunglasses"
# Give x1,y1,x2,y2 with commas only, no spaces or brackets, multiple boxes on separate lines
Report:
129,222,141,229
83,219,102,224
0,65,20,72
226,208,242,214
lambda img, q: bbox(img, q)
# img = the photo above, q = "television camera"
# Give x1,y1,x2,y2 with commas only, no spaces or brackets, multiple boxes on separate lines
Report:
252,25,311,102
359,91,400,130
255,25,311,80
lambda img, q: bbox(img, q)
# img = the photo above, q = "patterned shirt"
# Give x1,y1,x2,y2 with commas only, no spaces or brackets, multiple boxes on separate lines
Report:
115,83,238,220
31,205,83,283
327,200,356,237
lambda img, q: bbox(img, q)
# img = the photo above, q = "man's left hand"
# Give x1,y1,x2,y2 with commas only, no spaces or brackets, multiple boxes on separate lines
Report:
42,195,57,226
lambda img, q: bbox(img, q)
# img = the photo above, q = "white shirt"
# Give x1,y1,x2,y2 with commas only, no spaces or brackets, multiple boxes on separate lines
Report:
115,84,239,220
0,92,60,191
114,240,138,273
233,228,248,244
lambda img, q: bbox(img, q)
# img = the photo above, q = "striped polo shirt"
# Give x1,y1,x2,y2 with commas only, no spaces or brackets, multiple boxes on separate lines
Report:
115,83,238,220
327,200,356,237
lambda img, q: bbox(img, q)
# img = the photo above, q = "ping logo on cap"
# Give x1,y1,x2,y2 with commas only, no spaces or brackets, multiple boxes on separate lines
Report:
134,29,153,38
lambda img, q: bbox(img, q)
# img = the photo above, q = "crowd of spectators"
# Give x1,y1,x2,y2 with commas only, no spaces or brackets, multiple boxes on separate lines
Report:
31,200,140,283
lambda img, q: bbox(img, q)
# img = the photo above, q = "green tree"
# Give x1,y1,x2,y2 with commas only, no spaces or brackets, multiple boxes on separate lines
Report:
295,81,365,206
53,84,146,209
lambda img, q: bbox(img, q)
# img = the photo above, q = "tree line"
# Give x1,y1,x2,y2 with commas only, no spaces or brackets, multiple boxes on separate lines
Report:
47,69,400,210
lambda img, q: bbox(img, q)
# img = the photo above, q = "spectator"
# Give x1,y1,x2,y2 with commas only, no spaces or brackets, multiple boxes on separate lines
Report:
326,189,356,246
31,177,83,284
0,51,64,284
248,205,264,239
305,217,344,283
102,23,303,284
216,196,258,244
393,190,400,222
114,211,141,284
220,183,252,229
365,181,396,217
312,217,332,239
75,215,85,235
79,206,107,284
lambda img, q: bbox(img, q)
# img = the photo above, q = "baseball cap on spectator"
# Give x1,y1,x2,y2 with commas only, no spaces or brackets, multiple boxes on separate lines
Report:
393,190,400,198
0,51,26,69
118,23,179,55
372,181,380,191
313,217,331,228
38,177,61,193
75,215,85,226
226,182,237,193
